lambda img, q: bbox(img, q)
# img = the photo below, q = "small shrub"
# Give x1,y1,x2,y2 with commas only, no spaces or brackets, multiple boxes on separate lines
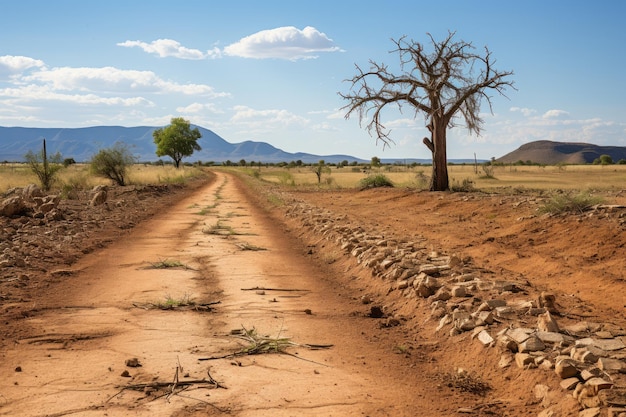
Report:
24,139,63,191
538,192,604,215
450,178,475,192
480,163,496,179
359,174,394,190
90,142,136,186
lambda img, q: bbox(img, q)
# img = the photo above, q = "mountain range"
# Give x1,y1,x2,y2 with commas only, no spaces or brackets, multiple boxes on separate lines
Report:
0,125,365,164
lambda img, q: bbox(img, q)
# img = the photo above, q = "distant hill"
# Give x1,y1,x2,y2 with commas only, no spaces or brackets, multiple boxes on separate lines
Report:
0,125,363,164
496,140,626,165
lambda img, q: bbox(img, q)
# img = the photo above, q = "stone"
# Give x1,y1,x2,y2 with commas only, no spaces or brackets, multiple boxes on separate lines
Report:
580,367,604,381
578,408,601,417
90,190,107,206
599,388,626,407
578,337,625,351
515,352,535,368
485,299,507,309
498,353,513,368
560,377,580,390
476,329,494,346
585,377,613,395
538,291,558,313
495,306,516,318
0,196,28,217
497,335,519,353
432,287,451,301
597,357,626,372
506,327,533,344
572,347,600,364
473,311,494,326
536,331,574,345
518,336,546,353
555,358,581,379
538,311,560,333
450,285,466,297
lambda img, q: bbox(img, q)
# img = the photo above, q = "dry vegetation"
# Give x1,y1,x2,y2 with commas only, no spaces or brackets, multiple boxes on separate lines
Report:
0,163,206,193
229,163,626,192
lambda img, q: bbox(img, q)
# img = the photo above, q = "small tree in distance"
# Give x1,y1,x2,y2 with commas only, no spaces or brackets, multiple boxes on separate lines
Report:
90,142,136,186
153,117,202,168
25,138,63,191
312,160,331,183
340,31,515,191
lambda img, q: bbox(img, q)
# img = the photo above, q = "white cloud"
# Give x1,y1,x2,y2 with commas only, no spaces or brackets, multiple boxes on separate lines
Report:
0,84,152,106
17,66,226,97
0,55,46,75
510,106,536,117
176,102,224,114
542,109,570,119
117,39,220,60
223,26,343,60
230,105,309,130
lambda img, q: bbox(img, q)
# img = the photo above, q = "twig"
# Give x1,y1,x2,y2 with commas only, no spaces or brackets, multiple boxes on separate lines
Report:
240,286,309,292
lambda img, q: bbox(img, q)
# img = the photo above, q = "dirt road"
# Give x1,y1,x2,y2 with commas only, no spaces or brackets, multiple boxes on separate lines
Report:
0,172,426,416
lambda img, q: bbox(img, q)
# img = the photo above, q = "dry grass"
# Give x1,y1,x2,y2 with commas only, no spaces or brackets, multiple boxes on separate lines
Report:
0,163,205,194
226,164,626,192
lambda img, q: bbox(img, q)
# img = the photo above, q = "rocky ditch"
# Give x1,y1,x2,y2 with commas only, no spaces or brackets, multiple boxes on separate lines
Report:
284,199,626,417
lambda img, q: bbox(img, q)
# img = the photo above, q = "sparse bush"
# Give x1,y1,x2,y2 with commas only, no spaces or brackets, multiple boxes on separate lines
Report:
24,139,63,191
450,178,475,192
90,142,136,186
480,162,496,179
538,191,604,215
359,174,394,190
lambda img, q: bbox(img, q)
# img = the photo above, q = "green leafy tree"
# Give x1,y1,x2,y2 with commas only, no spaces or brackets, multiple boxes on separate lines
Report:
25,139,63,191
593,154,613,165
371,156,381,168
90,142,136,186
312,160,331,183
153,117,202,168
341,31,514,191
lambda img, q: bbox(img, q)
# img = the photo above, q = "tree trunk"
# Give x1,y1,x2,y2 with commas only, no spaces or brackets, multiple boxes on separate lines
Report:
429,119,449,191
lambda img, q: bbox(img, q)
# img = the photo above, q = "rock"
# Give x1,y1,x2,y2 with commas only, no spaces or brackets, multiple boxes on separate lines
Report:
598,387,626,407
368,306,384,318
580,367,605,381
578,408,601,417
585,377,613,395
0,196,28,217
578,337,625,352
498,353,513,368
473,311,494,326
572,347,600,364
22,183,43,201
597,357,626,372
536,331,574,345
90,190,107,206
125,358,141,367
450,285,466,297
432,287,451,301
539,291,558,313
515,352,535,369
555,358,581,379
518,336,546,353
538,311,560,333
560,377,580,390
476,330,494,346
506,327,534,344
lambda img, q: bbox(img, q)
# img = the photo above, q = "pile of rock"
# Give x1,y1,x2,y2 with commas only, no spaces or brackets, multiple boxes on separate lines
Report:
0,184,63,220
285,199,626,417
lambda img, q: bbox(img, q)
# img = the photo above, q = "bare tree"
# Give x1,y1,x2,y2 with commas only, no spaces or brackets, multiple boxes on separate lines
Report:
340,31,514,191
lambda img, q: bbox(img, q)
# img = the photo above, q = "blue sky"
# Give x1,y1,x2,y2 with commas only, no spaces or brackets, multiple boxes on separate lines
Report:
1,0,624,160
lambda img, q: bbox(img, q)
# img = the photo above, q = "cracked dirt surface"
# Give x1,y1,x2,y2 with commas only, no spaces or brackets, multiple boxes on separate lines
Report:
1,170,626,416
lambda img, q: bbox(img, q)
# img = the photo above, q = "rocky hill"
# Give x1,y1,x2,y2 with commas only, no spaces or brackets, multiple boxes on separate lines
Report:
497,140,626,164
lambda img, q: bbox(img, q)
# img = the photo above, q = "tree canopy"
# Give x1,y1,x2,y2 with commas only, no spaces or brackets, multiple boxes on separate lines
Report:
340,31,514,191
153,117,202,168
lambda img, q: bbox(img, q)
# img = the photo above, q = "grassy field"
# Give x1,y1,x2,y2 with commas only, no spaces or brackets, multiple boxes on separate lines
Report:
2,163,625,195
234,164,626,192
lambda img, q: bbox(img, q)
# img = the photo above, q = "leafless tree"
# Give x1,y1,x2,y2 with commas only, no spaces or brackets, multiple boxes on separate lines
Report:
340,31,514,191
